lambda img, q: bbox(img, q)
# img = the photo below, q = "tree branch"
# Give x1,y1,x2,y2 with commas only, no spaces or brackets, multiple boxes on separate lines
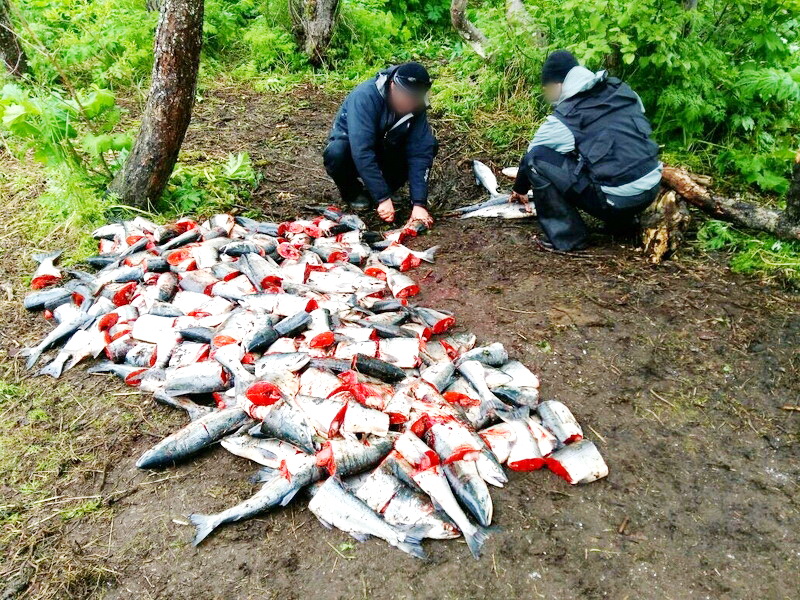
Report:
451,0,490,59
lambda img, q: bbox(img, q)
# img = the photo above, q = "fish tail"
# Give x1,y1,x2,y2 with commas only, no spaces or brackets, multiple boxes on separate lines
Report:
32,249,63,264
419,246,439,263
249,466,276,484
23,349,42,370
37,359,64,379
464,524,489,560
188,513,219,546
398,525,428,559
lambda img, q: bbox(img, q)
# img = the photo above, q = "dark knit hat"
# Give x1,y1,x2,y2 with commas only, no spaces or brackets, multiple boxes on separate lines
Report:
393,62,432,98
541,50,579,85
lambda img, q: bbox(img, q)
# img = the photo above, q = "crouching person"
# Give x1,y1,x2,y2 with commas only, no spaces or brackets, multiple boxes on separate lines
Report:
323,62,438,227
511,50,662,251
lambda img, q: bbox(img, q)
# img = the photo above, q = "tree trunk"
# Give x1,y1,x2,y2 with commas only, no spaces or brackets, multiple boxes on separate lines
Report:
683,0,698,9
0,0,27,76
661,165,800,240
288,0,339,67
146,0,163,11
451,0,490,59
640,189,692,263
785,151,800,224
505,0,546,47
109,0,204,209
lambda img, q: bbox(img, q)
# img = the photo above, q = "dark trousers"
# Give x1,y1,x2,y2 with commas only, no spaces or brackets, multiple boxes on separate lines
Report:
323,139,408,204
520,145,659,251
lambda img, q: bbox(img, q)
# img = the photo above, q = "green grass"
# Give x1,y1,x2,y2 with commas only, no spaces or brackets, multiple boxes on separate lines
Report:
697,220,800,288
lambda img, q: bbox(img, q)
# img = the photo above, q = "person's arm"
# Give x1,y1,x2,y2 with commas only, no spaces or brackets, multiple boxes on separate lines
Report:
348,91,393,203
405,112,438,207
512,116,575,193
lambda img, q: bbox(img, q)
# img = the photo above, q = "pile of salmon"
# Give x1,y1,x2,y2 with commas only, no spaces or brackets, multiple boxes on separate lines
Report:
21,208,608,559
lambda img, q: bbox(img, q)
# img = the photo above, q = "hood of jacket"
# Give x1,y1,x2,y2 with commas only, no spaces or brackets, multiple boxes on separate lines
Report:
555,66,608,106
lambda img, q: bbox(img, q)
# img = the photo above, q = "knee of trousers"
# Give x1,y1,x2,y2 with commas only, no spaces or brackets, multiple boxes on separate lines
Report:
323,140,351,173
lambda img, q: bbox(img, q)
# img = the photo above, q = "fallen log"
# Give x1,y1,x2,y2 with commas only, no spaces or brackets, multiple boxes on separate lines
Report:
662,166,800,241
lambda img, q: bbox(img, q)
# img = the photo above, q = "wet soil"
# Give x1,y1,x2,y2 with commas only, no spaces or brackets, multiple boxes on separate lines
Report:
1,84,798,600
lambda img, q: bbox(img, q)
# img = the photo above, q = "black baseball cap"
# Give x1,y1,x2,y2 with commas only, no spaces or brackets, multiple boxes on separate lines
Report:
392,62,432,98
541,50,579,85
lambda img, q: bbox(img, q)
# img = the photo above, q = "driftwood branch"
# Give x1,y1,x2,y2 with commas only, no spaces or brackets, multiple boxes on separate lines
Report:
451,0,489,59
662,165,800,240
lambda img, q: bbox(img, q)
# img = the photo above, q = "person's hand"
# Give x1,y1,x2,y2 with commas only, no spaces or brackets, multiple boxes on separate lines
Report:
410,205,434,228
377,199,395,222
510,191,533,212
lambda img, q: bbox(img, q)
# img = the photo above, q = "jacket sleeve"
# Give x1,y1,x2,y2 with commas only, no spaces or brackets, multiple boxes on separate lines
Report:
513,115,576,193
527,115,575,153
348,90,393,203
405,111,437,207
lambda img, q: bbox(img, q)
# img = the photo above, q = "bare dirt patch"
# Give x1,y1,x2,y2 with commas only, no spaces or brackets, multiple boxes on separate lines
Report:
1,84,798,600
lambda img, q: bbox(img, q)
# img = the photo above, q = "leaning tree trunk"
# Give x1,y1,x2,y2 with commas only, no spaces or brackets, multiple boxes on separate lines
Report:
0,0,27,76
451,0,490,59
662,165,800,240
505,0,546,47
288,0,339,67
785,151,800,224
109,0,204,209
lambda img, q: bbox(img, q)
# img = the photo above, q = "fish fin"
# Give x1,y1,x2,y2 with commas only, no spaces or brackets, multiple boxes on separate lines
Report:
185,404,214,422
315,516,333,530
247,423,267,438
349,532,371,543
495,405,529,423
279,484,302,507
32,249,63,264
187,513,219,546
249,466,276,484
87,361,116,374
37,359,65,379
464,525,489,559
398,538,427,559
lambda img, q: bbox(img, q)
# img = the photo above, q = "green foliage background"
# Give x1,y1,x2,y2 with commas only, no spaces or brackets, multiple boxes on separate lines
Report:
1,0,799,279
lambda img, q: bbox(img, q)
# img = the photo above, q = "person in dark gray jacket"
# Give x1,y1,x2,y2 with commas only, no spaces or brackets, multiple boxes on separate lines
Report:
324,62,438,226
511,51,662,251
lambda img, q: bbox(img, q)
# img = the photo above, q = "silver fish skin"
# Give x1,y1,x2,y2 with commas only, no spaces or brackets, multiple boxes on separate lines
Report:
345,464,460,540
21,306,90,369
188,457,321,545
546,439,608,484
456,342,508,367
258,400,318,453
442,459,493,527
308,477,426,559
456,360,507,427
460,202,533,219
135,408,250,469
317,434,396,477
537,400,583,444
472,160,500,196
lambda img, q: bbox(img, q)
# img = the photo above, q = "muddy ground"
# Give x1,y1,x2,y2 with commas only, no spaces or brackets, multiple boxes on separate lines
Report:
1,85,798,600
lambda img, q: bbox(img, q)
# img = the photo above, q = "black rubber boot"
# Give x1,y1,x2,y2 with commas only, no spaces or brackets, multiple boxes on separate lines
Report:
349,192,372,210
530,182,589,252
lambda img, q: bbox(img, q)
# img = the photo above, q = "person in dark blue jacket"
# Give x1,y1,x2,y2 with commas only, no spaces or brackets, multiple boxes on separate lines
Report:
323,62,438,226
